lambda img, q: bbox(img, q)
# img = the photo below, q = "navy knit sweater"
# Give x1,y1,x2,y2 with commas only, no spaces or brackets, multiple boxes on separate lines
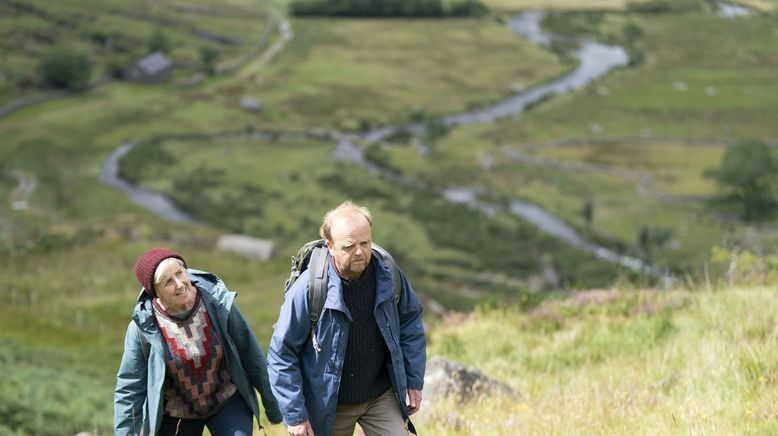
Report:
337,260,392,404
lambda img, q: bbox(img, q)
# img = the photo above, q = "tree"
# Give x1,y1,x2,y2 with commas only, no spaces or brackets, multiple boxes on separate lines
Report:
289,0,483,17
580,198,593,230
705,140,776,220
199,46,220,75
38,47,92,90
149,28,170,53
622,22,643,45
638,225,672,264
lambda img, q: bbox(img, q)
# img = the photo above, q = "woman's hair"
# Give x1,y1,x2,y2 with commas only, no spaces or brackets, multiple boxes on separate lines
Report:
319,200,373,241
153,257,186,290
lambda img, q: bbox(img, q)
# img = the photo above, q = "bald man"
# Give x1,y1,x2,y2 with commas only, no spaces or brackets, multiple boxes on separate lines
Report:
268,201,426,436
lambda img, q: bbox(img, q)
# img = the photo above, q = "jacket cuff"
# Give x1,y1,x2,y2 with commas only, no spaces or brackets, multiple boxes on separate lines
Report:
285,412,309,427
266,409,283,424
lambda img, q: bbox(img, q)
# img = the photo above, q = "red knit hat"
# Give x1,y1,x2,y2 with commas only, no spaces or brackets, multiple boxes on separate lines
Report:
133,247,186,298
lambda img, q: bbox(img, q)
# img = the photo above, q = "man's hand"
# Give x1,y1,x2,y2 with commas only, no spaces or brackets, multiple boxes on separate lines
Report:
407,389,423,415
288,420,314,436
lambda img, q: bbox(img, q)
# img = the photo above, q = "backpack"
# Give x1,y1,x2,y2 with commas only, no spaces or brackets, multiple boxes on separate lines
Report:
284,239,402,351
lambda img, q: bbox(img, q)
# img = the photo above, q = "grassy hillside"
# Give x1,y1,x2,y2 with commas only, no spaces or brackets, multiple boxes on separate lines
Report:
378,5,778,274
2,0,625,312
420,285,778,434
0,0,273,104
2,0,778,434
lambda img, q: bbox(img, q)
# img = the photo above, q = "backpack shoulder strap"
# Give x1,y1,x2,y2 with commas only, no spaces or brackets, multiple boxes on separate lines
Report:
307,244,330,324
307,244,329,352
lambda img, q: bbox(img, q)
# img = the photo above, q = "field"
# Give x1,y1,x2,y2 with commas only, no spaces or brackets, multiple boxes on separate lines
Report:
1,0,778,434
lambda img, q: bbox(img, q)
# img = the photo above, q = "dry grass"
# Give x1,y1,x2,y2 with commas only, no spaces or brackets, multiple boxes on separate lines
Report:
419,286,778,435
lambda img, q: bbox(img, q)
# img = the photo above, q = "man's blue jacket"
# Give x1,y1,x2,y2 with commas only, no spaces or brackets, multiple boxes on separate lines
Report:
267,255,426,435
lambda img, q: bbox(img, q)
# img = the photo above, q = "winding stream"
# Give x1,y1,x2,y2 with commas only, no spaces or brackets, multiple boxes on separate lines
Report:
103,8,737,278
717,0,752,18
361,10,629,144
99,141,198,224
438,12,652,274
345,11,658,275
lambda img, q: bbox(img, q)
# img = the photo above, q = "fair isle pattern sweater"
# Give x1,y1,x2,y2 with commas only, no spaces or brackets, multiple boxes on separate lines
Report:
153,291,238,418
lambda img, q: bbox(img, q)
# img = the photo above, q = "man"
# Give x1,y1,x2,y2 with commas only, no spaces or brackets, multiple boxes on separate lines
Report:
268,201,426,436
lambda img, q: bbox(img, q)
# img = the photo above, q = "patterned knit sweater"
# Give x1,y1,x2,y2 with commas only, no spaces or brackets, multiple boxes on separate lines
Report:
153,291,238,418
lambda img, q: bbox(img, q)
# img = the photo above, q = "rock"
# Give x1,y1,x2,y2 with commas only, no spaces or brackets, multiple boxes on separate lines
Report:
423,356,520,404
216,234,274,261
239,95,263,112
436,411,466,431
125,51,173,83
422,296,447,318
178,71,205,87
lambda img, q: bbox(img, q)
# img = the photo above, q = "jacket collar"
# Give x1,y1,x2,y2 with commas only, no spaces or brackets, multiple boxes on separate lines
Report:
324,256,395,316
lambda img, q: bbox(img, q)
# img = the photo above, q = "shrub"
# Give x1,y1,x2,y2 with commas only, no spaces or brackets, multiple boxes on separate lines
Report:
449,0,489,17
290,0,487,17
149,28,170,53
105,57,130,80
709,246,778,286
704,140,777,221
37,47,92,90
626,0,708,14
0,342,113,435
199,46,220,75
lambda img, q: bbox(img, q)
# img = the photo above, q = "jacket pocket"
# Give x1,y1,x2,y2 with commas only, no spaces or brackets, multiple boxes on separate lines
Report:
380,307,401,353
320,317,342,374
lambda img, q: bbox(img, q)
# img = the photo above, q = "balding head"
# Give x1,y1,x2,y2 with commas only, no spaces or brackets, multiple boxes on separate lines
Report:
320,201,373,241
321,201,373,280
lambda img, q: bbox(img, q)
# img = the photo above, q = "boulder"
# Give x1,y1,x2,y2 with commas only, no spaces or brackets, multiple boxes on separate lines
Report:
240,95,263,112
423,356,520,404
216,234,274,261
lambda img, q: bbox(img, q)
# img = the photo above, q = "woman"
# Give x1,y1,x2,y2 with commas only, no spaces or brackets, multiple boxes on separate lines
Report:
114,247,282,435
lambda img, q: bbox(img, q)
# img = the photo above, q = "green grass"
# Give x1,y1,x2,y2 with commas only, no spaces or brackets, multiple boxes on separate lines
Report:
377,124,731,270
245,16,566,129
420,286,778,434
120,131,625,305
482,0,652,13
0,0,272,104
1,5,619,307
377,7,778,271
0,340,115,436
512,12,778,141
